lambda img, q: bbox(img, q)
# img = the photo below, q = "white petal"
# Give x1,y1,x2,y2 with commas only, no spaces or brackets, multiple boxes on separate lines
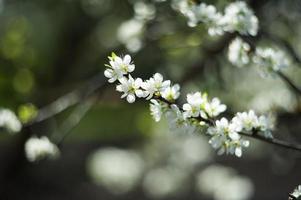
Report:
116,85,123,92
123,55,131,64
135,78,143,86
104,69,113,78
235,147,242,157
154,73,163,81
118,77,128,85
127,94,136,103
162,80,171,88
182,103,191,111
135,90,145,98
229,132,240,140
108,78,116,83
128,64,135,72
173,84,180,91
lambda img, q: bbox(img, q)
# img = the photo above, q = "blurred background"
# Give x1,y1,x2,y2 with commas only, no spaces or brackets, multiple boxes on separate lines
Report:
0,0,301,199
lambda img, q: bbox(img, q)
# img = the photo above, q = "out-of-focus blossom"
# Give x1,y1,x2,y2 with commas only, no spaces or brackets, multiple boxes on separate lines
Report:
196,165,254,200
253,47,290,76
117,19,144,52
0,109,22,133
25,136,59,162
222,1,258,36
228,37,251,67
88,147,144,194
134,2,156,21
143,166,186,198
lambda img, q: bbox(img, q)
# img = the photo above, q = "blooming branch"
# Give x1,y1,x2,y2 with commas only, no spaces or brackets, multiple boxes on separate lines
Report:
104,53,301,157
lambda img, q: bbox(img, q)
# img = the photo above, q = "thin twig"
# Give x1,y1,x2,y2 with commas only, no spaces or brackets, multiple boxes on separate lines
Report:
53,98,96,147
277,71,301,96
25,72,108,126
239,131,301,151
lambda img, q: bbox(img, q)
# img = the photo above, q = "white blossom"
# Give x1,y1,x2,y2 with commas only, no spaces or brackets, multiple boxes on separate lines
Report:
228,37,251,67
25,136,59,162
183,92,226,119
141,73,171,100
182,92,205,118
291,185,301,199
0,109,22,133
232,110,274,138
161,84,180,102
104,54,135,82
253,47,290,76
116,75,145,103
232,110,259,132
222,1,258,36
150,99,163,122
207,118,249,157
203,97,227,118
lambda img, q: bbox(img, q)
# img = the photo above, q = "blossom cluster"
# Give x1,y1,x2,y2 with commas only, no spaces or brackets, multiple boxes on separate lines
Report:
104,53,275,157
208,118,250,157
174,1,258,36
172,0,290,76
25,136,59,162
182,92,226,119
105,53,180,103
227,37,290,75
253,47,290,76
208,110,274,157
